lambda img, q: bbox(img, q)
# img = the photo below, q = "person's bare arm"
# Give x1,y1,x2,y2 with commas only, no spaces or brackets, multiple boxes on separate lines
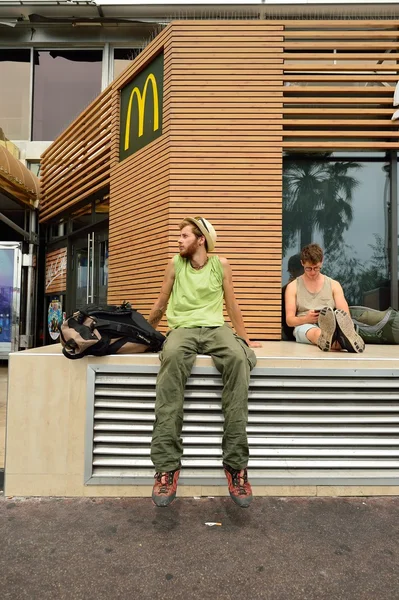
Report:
221,257,262,348
285,280,319,327
332,280,350,313
147,259,176,329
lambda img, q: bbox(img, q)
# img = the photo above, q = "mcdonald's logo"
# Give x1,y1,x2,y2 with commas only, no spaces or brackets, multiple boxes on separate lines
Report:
124,74,159,148
119,53,164,161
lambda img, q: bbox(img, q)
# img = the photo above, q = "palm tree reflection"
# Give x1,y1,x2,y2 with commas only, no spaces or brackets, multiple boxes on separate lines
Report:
283,153,360,253
283,153,389,306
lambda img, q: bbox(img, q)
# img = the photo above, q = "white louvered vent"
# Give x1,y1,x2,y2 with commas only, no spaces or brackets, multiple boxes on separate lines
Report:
85,365,399,486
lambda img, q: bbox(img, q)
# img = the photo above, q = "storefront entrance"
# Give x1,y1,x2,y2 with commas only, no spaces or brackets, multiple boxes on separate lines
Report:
69,227,108,312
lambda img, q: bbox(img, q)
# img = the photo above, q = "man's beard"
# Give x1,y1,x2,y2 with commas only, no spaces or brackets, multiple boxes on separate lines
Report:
179,239,199,259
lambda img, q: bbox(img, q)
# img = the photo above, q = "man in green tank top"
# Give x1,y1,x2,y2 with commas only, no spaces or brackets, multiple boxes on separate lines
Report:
285,243,365,353
148,216,261,508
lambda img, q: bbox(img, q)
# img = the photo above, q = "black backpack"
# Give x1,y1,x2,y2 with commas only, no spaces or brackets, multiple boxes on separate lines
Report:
60,302,165,359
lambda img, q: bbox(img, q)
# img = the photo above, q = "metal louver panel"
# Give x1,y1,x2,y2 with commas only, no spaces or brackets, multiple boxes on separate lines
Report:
84,365,399,486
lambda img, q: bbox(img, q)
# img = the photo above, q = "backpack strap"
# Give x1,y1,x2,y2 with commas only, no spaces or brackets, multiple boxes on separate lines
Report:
107,337,131,354
95,318,152,344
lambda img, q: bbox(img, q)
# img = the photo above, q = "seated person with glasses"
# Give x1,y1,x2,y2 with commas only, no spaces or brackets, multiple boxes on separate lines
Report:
284,243,365,353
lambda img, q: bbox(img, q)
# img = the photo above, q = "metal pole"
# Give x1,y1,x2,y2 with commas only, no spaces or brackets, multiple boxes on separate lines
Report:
24,211,36,347
102,43,110,90
0,211,32,241
390,151,398,310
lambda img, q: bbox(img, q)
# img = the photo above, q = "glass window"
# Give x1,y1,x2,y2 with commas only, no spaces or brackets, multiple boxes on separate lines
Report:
113,48,142,80
32,50,102,141
283,153,390,310
99,240,108,288
28,162,40,177
47,220,66,241
0,49,31,140
76,248,88,290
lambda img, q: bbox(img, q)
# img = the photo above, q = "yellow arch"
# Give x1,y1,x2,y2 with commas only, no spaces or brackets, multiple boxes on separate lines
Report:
124,73,159,151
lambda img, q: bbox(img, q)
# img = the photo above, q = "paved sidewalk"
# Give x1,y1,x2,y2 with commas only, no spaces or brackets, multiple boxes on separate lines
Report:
1,494,399,600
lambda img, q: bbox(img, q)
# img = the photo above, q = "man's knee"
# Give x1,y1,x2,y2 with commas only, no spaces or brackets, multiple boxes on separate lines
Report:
161,343,186,364
221,343,251,373
305,327,320,345
160,330,198,364
294,324,319,345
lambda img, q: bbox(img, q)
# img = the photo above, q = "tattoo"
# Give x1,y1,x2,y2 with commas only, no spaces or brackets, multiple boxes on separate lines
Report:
148,309,163,328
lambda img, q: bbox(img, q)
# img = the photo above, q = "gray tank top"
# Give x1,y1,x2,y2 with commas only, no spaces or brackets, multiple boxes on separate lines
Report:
296,275,335,317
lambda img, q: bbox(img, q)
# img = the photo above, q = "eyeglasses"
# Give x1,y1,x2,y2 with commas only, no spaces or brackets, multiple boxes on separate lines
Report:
304,266,321,272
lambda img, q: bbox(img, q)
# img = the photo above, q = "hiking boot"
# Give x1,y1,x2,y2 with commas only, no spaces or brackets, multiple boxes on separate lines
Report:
223,463,253,508
335,309,365,353
152,469,180,507
317,306,336,352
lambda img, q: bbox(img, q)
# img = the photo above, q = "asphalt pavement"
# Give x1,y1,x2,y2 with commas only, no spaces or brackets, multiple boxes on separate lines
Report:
1,493,399,600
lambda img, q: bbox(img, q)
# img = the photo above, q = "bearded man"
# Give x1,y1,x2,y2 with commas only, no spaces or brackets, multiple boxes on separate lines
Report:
148,216,261,508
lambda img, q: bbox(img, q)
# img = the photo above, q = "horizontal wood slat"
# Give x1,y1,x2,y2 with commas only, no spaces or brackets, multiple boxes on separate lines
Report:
284,141,399,148
106,22,284,339
39,86,113,222
281,20,399,150
285,30,399,39
284,42,399,50
45,248,67,294
168,23,282,339
39,26,172,223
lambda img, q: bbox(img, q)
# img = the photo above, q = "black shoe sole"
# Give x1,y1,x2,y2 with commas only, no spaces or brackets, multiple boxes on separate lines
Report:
335,310,365,353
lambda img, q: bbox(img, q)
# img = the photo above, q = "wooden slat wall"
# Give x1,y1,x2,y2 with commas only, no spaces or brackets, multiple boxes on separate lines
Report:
39,86,113,222
39,19,399,339
107,21,284,339
281,20,399,149
45,247,67,294
166,21,283,338
107,28,172,320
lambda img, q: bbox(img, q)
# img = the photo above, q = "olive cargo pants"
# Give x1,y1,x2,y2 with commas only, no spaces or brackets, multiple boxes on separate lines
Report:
150,324,257,472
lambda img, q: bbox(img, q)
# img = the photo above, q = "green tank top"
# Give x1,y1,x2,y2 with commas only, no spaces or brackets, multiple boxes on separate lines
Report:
166,254,225,329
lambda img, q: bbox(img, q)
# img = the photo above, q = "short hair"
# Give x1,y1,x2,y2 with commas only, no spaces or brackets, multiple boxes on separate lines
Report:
300,243,323,264
179,219,208,250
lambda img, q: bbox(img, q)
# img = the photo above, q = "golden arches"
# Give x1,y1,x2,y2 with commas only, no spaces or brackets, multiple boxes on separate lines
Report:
124,73,159,151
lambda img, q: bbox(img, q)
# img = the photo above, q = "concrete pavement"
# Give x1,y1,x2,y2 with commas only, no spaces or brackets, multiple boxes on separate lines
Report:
1,494,399,600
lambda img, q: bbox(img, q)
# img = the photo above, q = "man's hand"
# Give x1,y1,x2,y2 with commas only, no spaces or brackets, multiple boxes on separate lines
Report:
306,310,320,324
248,341,262,348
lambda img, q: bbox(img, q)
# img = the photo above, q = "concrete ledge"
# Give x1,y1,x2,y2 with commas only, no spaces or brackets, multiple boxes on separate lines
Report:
5,343,399,498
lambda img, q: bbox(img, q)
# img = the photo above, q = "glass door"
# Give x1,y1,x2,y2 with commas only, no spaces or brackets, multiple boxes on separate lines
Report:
70,228,108,311
97,231,109,306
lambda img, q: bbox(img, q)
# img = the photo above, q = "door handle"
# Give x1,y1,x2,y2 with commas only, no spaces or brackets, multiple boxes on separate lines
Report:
87,232,95,303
